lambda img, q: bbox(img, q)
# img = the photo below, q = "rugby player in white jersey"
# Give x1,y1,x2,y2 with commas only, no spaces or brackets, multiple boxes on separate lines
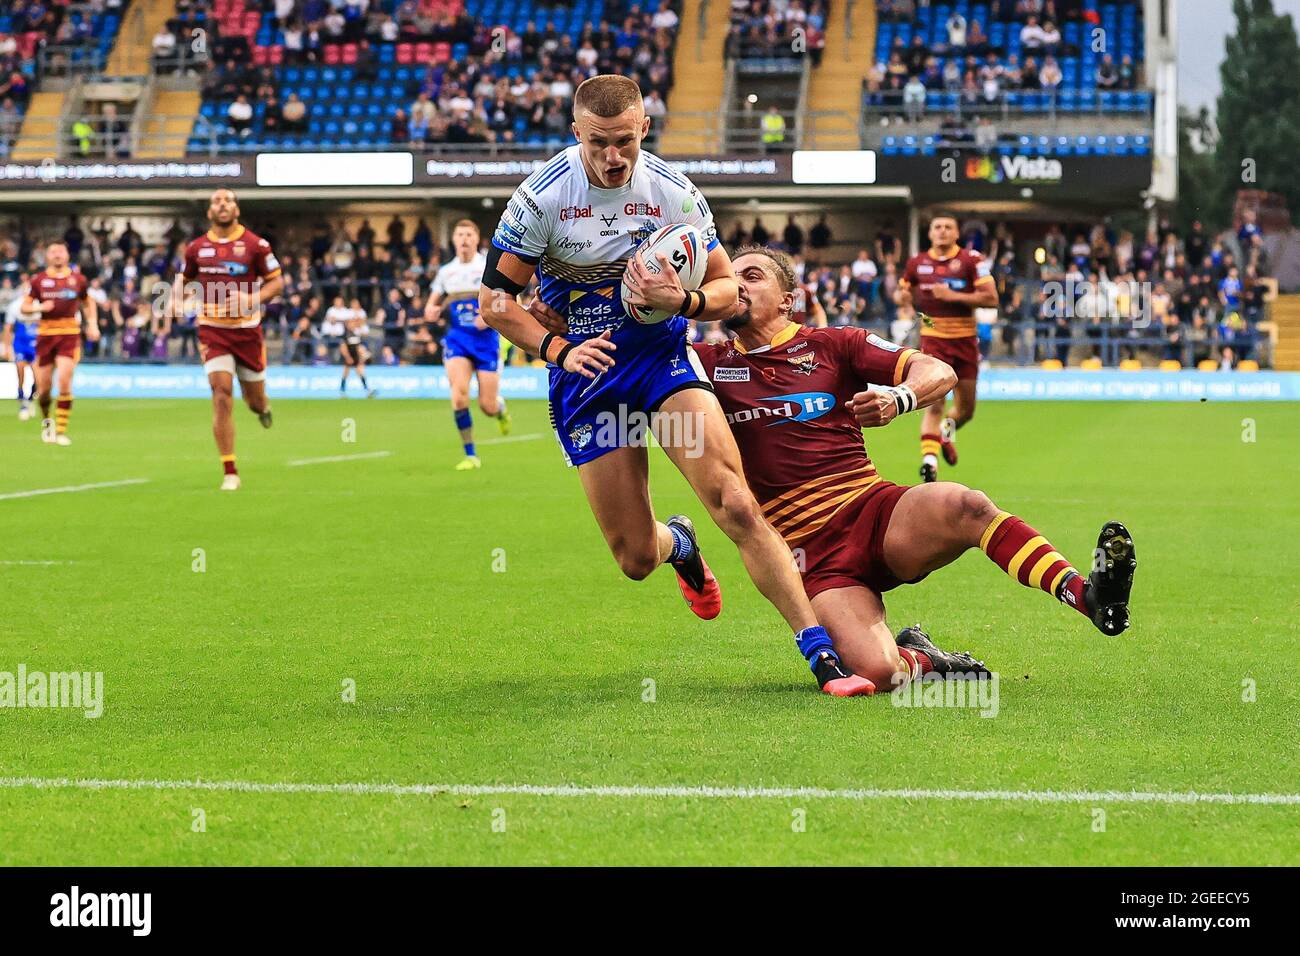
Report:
425,219,511,470
479,75,871,695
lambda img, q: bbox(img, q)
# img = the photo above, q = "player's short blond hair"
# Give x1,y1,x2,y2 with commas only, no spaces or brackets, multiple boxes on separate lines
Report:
452,219,479,234
733,245,796,293
573,75,643,118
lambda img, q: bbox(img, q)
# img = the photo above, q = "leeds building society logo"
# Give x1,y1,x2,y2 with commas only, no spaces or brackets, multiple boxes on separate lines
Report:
964,155,1063,184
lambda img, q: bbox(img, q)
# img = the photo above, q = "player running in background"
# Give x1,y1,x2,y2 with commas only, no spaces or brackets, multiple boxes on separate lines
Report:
494,75,868,696
896,213,998,482
25,243,99,445
695,247,1136,692
339,296,376,398
179,189,283,491
426,219,510,471
2,277,38,419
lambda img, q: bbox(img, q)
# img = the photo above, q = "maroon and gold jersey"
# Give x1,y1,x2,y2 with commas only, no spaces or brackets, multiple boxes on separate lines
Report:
899,246,994,339
29,268,89,337
693,324,917,544
182,225,281,329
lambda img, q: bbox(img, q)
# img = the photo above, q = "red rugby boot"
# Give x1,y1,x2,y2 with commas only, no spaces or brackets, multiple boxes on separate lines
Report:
666,515,722,620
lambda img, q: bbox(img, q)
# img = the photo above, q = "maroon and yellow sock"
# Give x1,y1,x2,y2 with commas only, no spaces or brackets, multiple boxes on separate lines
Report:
221,454,237,476
921,432,942,459
896,646,933,681
55,395,72,434
979,511,1087,616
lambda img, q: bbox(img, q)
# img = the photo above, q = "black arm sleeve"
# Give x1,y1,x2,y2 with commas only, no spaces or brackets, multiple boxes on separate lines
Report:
482,243,536,297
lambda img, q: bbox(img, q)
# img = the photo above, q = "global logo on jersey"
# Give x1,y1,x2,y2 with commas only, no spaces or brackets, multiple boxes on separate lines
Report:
965,155,1063,184
560,204,594,221
624,202,662,217
725,391,835,427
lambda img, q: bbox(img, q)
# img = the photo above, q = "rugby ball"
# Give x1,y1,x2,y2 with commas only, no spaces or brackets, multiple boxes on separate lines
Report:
621,223,708,324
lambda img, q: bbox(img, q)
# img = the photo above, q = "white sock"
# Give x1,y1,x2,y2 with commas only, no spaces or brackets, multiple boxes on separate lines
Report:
923,453,939,468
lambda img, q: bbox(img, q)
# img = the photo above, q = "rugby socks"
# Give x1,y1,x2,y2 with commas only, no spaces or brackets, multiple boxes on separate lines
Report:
667,522,694,563
339,375,347,392
221,454,237,477
55,395,72,435
921,431,941,469
38,391,51,419
896,646,934,680
454,407,474,457
979,511,1087,616
359,373,369,391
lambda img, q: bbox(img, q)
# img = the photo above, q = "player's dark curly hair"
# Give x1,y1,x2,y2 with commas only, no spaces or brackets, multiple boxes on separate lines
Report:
732,244,796,293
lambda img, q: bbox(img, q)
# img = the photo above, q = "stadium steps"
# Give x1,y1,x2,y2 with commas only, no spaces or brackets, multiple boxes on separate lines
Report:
107,0,175,75
659,0,731,155
1270,294,1300,371
137,89,200,158
802,0,878,148
8,92,66,161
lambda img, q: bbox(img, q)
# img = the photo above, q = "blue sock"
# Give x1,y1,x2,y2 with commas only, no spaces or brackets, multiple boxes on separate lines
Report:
667,523,693,562
794,626,836,671
454,408,474,456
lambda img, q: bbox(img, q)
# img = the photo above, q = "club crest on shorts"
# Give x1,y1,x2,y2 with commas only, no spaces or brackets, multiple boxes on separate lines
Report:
569,423,593,450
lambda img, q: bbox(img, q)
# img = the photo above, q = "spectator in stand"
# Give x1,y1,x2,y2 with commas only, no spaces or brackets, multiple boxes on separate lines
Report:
1096,53,1120,89
946,10,967,49
902,74,926,121
227,95,253,137
1039,56,1062,90
282,94,307,133
1021,15,1047,49
152,25,177,70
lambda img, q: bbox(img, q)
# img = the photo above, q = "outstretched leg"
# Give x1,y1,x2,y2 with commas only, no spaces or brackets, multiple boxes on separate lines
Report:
882,482,1135,635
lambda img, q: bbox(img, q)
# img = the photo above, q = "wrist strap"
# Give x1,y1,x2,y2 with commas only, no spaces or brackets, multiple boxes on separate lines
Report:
539,331,557,363
679,290,693,316
888,384,918,416
556,343,575,368
687,289,707,319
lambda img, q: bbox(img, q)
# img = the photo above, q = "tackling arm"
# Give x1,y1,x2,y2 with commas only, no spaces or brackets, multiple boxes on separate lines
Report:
847,352,957,429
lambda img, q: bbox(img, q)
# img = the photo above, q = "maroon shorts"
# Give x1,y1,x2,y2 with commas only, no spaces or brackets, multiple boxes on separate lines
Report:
920,334,980,381
199,324,267,376
35,334,81,366
797,480,928,600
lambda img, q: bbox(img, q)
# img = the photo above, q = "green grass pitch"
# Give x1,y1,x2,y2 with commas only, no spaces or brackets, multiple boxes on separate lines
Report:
0,396,1296,865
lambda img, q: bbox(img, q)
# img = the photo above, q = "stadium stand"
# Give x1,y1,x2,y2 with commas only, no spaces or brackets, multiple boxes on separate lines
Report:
0,208,1278,371
864,0,1151,153
0,0,133,157
184,0,682,154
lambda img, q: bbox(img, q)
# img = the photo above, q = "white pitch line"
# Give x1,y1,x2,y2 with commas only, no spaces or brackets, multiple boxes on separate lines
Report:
0,776,1296,806
0,478,150,502
478,432,546,446
287,451,393,467
0,560,78,566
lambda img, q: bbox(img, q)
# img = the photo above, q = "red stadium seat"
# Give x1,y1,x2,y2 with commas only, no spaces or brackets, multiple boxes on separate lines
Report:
269,45,284,64
253,46,269,65
396,43,414,64
323,44,341,64
415,43,433,63
433,42,450,64
341,43,358,63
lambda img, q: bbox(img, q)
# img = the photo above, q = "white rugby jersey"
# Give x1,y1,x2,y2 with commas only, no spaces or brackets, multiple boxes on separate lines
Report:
492,145,719,340
431,251,486,330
